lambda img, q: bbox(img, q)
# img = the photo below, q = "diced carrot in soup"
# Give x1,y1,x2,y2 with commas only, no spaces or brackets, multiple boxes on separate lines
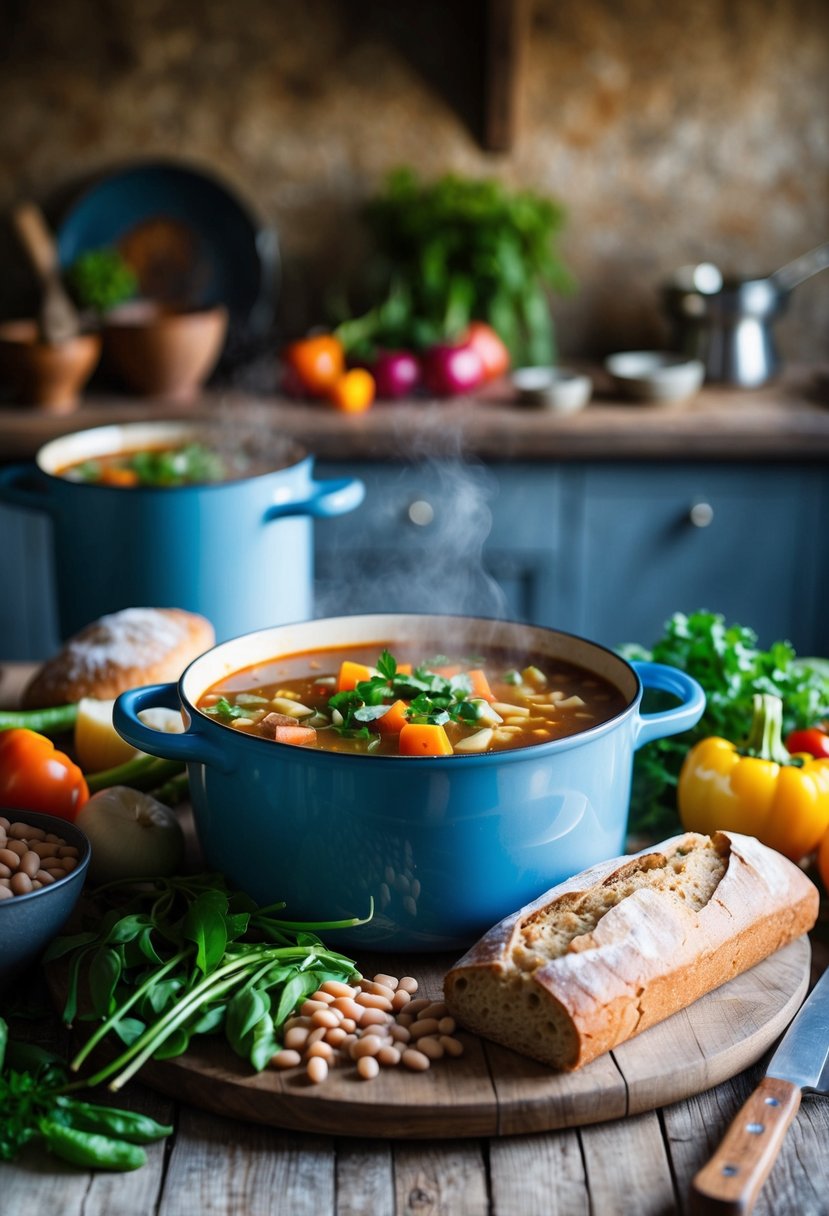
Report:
337,660,374,692
377,699,409,735
466,669,495,701
273,724,317,746
398,723,454,756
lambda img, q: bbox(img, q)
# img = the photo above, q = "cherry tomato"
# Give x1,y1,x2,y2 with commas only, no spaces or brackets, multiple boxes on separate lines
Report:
462,321,511,382
0,729,89,821
283,334,345,396
785,726,829,759
327,368,376,413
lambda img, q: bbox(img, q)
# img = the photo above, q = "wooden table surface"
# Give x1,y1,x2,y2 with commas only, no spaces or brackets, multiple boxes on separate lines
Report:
2,662,828,1216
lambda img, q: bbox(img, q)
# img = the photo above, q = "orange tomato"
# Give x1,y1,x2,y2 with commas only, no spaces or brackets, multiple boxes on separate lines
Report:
818,828,829,895
283,334,345,396
327,368,376,413
0,729,89,821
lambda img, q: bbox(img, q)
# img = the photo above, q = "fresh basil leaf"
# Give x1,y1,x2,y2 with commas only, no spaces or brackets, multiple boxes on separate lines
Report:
226,989,271,1053
87,948,122,1018
273,972,321,1032
183,891,229,976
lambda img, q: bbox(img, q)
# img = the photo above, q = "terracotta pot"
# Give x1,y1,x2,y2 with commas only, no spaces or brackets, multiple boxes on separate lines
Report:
0,320,101,413
102,303,228,400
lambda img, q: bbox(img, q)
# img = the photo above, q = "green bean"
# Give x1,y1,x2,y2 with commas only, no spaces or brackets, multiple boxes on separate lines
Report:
38,1120,147,1170
86,755,184,793
54,1097,172,1144
0,705,78,733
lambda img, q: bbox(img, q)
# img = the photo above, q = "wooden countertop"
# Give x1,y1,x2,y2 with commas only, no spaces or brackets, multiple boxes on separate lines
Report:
1,364,829,464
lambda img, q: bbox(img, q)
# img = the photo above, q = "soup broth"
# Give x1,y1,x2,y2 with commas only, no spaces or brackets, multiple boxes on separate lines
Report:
196,642,628,756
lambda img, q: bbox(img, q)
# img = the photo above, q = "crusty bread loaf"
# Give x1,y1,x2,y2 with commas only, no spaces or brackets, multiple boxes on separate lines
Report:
22,607,215,708
443,831,819,1071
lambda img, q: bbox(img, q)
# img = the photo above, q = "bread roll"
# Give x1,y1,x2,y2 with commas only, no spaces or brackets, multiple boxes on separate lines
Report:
443,831,819,1071
22,607,215,708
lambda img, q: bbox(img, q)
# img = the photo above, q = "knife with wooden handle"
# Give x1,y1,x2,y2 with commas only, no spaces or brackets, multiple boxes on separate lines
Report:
691,962,829,1214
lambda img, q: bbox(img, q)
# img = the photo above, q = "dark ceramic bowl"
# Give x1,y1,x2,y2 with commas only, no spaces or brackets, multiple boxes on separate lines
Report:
0,810,91,984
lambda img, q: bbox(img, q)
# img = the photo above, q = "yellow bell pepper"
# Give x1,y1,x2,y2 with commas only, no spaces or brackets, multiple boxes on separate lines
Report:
678,693,829,862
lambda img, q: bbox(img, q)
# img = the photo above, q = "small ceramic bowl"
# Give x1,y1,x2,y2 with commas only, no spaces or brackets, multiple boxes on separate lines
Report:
0,810,91,984
604,351,705,404
0,320,101,413
103,302,228,400
512,367,593,413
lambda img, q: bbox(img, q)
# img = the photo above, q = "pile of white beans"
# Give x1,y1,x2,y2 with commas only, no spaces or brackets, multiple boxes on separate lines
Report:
270,972,464,1083
0,817,80,899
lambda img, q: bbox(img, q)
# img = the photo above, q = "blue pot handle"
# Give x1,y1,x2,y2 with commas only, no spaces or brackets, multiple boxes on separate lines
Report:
263,475,365,522
631,660,706,749
0,464,52,514
114,683,237,774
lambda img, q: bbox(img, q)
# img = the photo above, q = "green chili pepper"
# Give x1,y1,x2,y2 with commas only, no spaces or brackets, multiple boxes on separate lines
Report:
38,1120,147,1170
54,1097,172,1144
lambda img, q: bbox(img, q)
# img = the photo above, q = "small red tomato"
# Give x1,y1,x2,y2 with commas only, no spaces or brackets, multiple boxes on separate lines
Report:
785,727,829,759
462,321,511,382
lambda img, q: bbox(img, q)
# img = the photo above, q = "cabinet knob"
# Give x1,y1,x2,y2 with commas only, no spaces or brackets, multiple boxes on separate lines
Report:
688,501,714,528
407,499,435,527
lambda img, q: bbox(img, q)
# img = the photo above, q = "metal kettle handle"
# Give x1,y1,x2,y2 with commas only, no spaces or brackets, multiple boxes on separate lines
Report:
770,241,829,294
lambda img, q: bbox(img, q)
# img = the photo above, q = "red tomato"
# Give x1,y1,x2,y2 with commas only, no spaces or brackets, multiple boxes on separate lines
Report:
462,321,511,382
786,727,829,759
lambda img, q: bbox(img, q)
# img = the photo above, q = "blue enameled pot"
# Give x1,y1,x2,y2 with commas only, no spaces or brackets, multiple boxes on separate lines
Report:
113,613,705,952
0,421,364,643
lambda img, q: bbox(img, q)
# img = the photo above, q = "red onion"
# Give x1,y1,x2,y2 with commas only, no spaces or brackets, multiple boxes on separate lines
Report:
421,343,485,397
371,349,421,400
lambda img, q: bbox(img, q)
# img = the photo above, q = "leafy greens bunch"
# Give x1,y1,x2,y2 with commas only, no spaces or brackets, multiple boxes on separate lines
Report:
336,169,573,365
621,611,829,838
44,874,367,1092
0,1020,171,1171
328,650,482,744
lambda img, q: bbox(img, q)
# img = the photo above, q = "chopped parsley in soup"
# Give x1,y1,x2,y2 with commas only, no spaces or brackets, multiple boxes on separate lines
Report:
59,443,241,487
197,644,627,756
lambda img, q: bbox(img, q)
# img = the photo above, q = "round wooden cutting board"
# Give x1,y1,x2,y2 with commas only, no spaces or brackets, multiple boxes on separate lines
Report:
126,936,810,1139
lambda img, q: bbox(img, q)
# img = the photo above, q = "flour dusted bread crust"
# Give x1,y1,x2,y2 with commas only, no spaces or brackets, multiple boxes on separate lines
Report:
22,608,215,707
443,831,819,1071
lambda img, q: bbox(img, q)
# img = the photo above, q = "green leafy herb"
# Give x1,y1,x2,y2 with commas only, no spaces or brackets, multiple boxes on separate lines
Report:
66,248,138,314
620,611,829,838
333,169,574,366
44,873,369,1090
0,1018,171,1169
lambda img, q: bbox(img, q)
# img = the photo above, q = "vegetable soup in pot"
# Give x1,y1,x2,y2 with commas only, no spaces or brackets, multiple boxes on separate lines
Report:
196,642,628,756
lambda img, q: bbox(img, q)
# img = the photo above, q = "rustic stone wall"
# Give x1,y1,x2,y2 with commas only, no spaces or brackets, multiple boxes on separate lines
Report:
0,0,826,364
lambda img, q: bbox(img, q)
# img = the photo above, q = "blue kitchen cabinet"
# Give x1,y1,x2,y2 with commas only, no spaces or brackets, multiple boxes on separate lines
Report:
2,458,825,661
315,461,828,656
313,462,565,626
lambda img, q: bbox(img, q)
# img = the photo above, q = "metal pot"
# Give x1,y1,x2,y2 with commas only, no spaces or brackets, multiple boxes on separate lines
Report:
0,421,364,642
113,613,705,951
663,242,829,387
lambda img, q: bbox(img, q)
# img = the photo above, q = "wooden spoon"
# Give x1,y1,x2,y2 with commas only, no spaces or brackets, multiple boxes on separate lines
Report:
12,202,81,345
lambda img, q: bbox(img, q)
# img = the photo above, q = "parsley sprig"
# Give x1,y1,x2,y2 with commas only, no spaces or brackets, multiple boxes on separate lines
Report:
327,650,483,736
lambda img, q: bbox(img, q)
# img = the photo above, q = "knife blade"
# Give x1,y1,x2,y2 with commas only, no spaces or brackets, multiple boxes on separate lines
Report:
690,962,829,1215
